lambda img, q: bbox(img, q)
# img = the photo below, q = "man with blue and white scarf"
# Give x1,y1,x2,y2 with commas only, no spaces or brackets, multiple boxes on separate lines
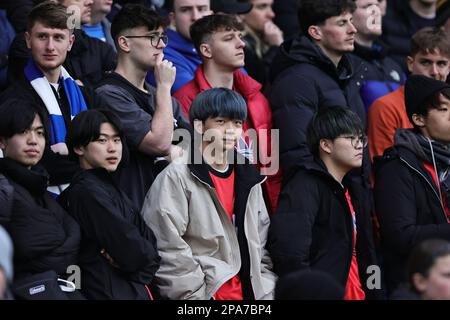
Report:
1,2,91,195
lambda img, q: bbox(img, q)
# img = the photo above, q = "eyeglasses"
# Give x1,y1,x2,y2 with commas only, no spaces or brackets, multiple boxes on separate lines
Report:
124,33,169,48
340,134,368,148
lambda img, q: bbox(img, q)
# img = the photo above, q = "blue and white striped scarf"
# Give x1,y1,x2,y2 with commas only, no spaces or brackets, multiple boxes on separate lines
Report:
24,59,88,194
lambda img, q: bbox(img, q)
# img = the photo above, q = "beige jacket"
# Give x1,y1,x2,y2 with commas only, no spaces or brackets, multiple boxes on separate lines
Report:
141,160,277,300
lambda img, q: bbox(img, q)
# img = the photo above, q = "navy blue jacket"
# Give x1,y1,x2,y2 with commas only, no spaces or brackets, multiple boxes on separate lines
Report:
269,35,368,181
351,41,405,111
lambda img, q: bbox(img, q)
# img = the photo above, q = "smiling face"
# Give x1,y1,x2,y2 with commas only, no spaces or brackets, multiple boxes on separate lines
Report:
201,28,246,70
25,21,74,73
0,114,46,168
75,122,123,172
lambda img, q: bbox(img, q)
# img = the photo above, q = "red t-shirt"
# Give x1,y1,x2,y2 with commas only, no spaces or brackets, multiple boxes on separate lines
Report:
422,162,450,222
344,190,366,300
209,166,243,300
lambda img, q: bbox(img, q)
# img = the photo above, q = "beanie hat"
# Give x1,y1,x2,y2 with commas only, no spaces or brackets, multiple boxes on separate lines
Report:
405,75,450,124
275,270,344,300
0,225,13,283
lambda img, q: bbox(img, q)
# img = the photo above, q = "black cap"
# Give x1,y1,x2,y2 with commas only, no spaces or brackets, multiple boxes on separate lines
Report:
211,0,253,14
405,75,450,123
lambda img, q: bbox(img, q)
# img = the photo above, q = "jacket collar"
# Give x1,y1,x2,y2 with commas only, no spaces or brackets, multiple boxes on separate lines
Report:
187,145,265,190
353,40,389,61
194,64,262,99
281,36,357,82
0,158,49,196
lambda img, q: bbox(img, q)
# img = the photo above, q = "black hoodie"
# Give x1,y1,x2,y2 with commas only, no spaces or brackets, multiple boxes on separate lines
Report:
269,35,368,182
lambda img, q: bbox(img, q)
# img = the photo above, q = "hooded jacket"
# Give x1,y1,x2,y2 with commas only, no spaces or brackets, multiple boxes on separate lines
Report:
269,35,368,181
374,130,450,293
268,159,379,299
141,152,277,300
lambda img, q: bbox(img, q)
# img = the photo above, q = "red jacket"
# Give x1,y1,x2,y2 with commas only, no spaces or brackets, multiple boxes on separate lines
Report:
174,65,282,213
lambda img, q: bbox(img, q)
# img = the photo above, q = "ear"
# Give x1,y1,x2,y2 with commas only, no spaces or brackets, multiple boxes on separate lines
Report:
412,273,428,293
74,146,85,157
25,31,31,49
412,113,426,128
406,56,414,74
199,43,212,59
308,25,322,41
117,35,131,53
0,137,7,150
319,138,333,154
193,119,204,135
67,33,75,52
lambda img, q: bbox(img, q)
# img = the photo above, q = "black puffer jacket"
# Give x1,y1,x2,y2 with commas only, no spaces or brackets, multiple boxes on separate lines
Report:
0,158,80,279
268,159,380,299
374,144,450,294
269,35,368,181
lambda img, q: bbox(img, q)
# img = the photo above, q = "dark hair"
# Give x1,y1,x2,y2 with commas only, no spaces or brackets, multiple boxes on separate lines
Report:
307,106,364,157
190,14,244,55
0,99,49,143
412,88,450,127
189,88,247,124
298,0,356,37
27,1,71,31
111,4,168,44
410,27,450,58
407,239,450,294
66,109,124,158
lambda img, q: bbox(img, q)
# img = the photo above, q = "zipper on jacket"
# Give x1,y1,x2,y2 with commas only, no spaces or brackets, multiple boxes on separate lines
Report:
399,156,449,222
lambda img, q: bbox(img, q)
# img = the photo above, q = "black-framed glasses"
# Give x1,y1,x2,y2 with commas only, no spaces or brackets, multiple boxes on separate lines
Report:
124,33,169,47
340,134,368,148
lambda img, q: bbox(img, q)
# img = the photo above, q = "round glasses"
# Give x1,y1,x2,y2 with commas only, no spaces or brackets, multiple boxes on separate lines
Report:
124,33,169,48
340,134,368,148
